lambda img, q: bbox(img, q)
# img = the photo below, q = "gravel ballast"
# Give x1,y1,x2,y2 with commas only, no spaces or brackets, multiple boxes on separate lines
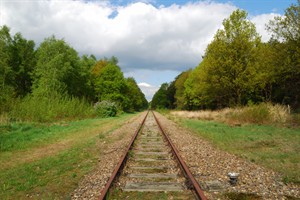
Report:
154,112,300,199
71,111,299,199
71,112,146,200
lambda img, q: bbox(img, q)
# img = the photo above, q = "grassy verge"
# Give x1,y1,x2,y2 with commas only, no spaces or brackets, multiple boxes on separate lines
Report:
0,113,139,199
171,103,300,127
181,119,300,184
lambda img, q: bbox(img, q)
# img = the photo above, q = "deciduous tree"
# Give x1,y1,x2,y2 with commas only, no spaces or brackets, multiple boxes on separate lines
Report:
267,0,300,108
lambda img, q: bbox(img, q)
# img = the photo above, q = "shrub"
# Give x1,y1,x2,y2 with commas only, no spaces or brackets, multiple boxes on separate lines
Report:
0,86,15,114
94,100,118,117
9,92,95,122
227,103,290,125
239,103,270,124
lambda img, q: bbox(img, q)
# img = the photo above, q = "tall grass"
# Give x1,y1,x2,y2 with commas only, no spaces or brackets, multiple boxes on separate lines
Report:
9,93,95,123
228,103,289,125
0,113,10,125
171,103,294,126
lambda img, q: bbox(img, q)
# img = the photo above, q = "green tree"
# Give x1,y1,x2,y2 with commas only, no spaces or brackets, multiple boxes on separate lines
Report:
32,36,81,97
93,58,130,111
254,42,277,102
126,77,148,112
166,81,176,109
0,26,14,112
184,62,212,110
151,83,170,109
79,54,97,101
10,33,36,97
0,26,12,87
186,10,262,109
267,0,300,108
174,69,191,109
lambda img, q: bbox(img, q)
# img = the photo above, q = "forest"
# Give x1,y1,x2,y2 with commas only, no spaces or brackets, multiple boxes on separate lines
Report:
0,30,148,122
151,2,300,112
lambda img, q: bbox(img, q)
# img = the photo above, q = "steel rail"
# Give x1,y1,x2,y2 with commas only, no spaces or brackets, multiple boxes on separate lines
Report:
152,111,207,200
98,111,149,200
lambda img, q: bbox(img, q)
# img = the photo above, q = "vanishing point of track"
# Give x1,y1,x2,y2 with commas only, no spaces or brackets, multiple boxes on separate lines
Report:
98,111,207,200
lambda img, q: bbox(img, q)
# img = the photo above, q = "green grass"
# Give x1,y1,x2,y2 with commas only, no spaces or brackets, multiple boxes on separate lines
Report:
182,119,300,184
0,118,113,152
1,140,96,199
0,113,139,199
9,93,95,122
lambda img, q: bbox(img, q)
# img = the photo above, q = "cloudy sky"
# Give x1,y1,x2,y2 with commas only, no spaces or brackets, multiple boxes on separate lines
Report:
0,0,296,100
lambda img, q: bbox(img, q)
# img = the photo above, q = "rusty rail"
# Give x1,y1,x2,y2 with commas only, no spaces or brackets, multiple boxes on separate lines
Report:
152,111,207,200
98,111,149,200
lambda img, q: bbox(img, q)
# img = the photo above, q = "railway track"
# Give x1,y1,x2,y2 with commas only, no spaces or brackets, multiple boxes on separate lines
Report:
99,111,207,200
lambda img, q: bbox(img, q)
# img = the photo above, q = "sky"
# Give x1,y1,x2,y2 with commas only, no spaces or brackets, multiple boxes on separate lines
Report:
0,0,297,100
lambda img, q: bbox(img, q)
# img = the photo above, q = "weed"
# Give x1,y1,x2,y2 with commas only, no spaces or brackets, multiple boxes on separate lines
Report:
9,93,95,123
98,133,106,139
128,150,134,158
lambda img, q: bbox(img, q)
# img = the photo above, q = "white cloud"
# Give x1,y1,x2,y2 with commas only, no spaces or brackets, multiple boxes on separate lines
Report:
250,13,279,42
1,0,279,100
1,0,237,72
138,82,159,101
138,82,152,87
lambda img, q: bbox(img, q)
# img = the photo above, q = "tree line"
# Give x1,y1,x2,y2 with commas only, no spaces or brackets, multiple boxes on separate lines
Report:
152,2,300,111
0,28,148,121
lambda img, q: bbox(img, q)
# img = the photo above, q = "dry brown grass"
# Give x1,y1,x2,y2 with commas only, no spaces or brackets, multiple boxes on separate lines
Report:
0,113,9,124
171,103,292,126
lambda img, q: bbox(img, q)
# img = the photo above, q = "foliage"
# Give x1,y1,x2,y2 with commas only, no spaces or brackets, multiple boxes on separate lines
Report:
151,83,170,109
10,92,94,122
153,4,300,111
0,26,13,90
0,26,36,112
94,100,118,117
126,77,148,112
184,10,262,109
0,26,146,121
92,58,130,111
78,54,97,101
166,80,176,109
174,69,192,109
229,103,271,124
32,36,82,97
10,33,36,97
267,0,300,108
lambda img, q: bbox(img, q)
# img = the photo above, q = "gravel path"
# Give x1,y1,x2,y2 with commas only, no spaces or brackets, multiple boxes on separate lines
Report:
71,112,146,200
154,112,300,200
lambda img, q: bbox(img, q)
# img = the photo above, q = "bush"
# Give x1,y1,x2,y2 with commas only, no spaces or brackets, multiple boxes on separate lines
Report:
9,92,95,122
229,103,289,125
94,100,118,117
241,103,270,124
0,86,15,114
